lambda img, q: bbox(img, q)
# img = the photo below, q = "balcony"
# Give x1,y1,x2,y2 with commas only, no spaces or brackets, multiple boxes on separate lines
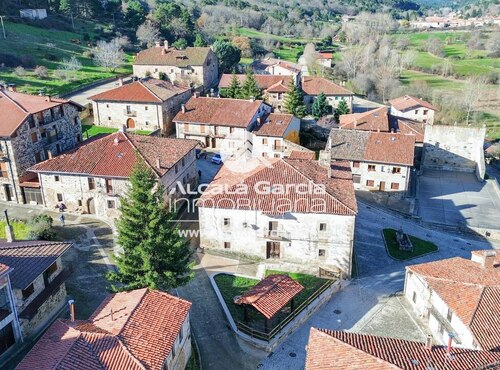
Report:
124,110,137,117
0,301,12,321
272,145,284,152
263,227,291,240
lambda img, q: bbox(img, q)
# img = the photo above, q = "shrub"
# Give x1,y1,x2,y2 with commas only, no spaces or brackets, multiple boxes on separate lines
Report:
54,69,69,80
34,65,49,79
43,53,59,61
28,214,56,241
14,66,26,76
82,50,94,59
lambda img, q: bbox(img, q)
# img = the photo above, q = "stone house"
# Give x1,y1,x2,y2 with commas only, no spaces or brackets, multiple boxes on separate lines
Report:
17,288,192,370
198,158,357,277
30,132,198,220
404,250,500,351
174,96,272,154
0,240,72,364
301,77,354,112
305,327,500,369
133,41,218,93
251,113,301,158
218,74,293,112
251,58,302,79
389,95,437,124
0,87,83,205
326,129,415,194
317,52,333,68
89,78,192,136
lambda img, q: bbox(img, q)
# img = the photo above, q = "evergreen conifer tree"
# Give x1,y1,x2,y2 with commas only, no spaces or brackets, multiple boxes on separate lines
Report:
226,71,242,98
311,92,331,119
241,68,261,99
335,98,350,122
283,79,306,118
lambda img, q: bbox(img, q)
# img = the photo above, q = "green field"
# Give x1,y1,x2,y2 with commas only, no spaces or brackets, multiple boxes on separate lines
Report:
82,124,151,139
0,21,132,96
0,220,30,240
238,27,315,44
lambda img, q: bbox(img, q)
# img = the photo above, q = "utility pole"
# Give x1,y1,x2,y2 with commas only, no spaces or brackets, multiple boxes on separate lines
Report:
0,16,6,40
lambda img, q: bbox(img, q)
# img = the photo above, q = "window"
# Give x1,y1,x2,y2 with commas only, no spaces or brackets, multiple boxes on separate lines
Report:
108,117,111,120
262,153,268,158
34,152,42,163
392,167,401,174
318,249,326,257
224,242,231,249
423,109,428,115
446,308,453,322
412,291,417,303
54,176,60,182
175,164,178,174
366,180,374,187
223,218,230,226
74,117,79,125
274,154,280,158
145,106,148,111
0,322,16,355
56,193,63,202
391,183,400,190
414,109,418,114
107,200,115,209
368,165,376,172
106,104,109,108
59,106,64,116
352,161,360,168
262,138,268,145
126,105,132,114
88,177,96,190
22,283,34,300
105,179,113,194
319,223,327,232
31,132,38,143
0,163,8,178
46,261,58,278
78,200,82,207
28,117,36,128
181,158,185,167
145,121,149,126
230,127,235,134
352,174,361,184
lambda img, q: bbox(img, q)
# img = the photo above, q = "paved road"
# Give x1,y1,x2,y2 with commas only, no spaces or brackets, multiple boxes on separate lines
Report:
352,96,384,113
65,76,132,106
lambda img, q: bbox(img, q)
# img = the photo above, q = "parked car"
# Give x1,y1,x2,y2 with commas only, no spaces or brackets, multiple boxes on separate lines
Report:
211,154,222,165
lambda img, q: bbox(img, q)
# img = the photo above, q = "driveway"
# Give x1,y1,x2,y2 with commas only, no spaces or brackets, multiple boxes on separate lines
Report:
352,96,384,113
417,170,500,230
64,76,132,106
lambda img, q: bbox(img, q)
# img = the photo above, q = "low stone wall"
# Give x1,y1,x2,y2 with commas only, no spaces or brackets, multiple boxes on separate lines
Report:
209,272,345,352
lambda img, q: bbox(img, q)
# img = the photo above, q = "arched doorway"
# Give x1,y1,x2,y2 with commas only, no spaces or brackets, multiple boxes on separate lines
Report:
87,198,95,214
126,118,135,129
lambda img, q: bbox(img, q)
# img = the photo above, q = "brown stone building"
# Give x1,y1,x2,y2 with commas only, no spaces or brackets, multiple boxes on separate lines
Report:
301,77,354,112
0,87,83,205
89,78,192,135
133,41,218,93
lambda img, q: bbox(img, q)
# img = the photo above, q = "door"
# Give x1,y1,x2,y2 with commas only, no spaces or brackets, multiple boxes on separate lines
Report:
266,241,280,259
87,198,96,214
204,137,210,148
126,118,135,129
4,185,12,202
211,138,216,148
379,181,386,191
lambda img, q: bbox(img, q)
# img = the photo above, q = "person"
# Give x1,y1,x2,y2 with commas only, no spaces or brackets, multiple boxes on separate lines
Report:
58,203,65,212
59,214,65,226
198,170,202,178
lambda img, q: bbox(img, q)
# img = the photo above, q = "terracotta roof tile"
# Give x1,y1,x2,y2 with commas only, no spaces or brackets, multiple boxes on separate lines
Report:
173,97,264,128
16,289,192,370
318,52,333,59
287,150,316,160
306,328,500,370
134,46,212,67
0,241,72,289
0,262,10,276
198,158,357,216
218,74,293,93
408,251,500,351
235,274,304,319
251,58,301,74
30,132,198,178
339,107,390,132
0,89,81,137
252,113,295,137
389,116,425,143
89,79,190,103
389,95,438,112
301,77,353,96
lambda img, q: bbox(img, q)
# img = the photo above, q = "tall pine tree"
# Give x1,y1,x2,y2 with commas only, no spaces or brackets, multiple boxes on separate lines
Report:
283,79,306,118
335,98,350,122
312,92,330,119
241,68,261,99
108,159,193,291
226,71,242,99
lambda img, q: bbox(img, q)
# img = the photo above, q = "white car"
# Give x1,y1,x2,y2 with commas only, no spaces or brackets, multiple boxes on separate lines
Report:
211,154,222,165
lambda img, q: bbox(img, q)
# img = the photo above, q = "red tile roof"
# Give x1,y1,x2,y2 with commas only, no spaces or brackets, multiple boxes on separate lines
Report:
254,58,301,74
0,262,11,276
173,97,265,128
134,46,212,67
339,107,389,132
234,274,304,319
30,132,198,178
0,89,81,137
198,158,357,216
252,113,295,137
318,52,333,59
287,150,316,160
218,74,293,93
89,79,190,103
16,288,192,370
301,77,353,96
305,328,500,370
389,95,438,112
407,251,500,351
389,116,425,143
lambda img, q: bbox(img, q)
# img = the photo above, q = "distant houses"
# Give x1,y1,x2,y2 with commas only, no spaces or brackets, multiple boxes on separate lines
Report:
133,41,218,93
16,288,192,370
389,95,438,125
301,76,354,112
89,78,192,135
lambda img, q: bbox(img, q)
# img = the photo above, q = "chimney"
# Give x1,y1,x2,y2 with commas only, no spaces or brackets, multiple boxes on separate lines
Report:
7,84,16,92
250,96,256,102
482,251,496,268
68,299,75,322
45,96,52,102
47,150,53,160
156,158,161,169
161,48,166,55
193,91,200,98
425,334,433,350
118,77,124,86
164,40,169,50
319,150,332,177
155,40,161,48
257,117,262,125
181,104,186,113
114,136,119,145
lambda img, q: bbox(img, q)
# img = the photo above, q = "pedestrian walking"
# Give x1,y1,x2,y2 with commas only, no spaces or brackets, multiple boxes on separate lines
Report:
59,214,65,226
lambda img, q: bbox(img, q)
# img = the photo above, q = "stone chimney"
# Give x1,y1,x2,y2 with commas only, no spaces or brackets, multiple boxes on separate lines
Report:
425,334,433,350
471,250,497,268
68,300,75,322
7,84,16,92
155,40,161,48
164,40,169,50
45,96,52,102
193,91,200,98
47,150,53,160
156,158,161,169
113,136,120,145
181,104,186,113
118,77,124,86
161,48,166,55
256,117,262,125
318,150,332,177
250,96,256,102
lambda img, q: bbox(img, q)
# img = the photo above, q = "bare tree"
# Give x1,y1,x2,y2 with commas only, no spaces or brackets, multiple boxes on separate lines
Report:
93,39,126,72
136,21,160,48
62,56,82,72
462,76,487,125
301,42,319,71
441,59,453,77
340,48,363,80
486,32,500,55
374,66,400,102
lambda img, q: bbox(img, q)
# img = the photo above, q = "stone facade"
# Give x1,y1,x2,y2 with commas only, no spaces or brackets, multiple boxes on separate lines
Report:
390,105,435,124
163,315,192,370
0,103,81,205
199,207,356,277
422,125,486,179
350,160,412,193
252,117,301,159
91,90,192,135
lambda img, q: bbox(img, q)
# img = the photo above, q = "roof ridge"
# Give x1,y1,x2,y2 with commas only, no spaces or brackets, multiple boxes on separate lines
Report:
467,286,487,344
114,334,148,370
138,80,163,103
124,133,161,178
116,287,149,337
1,89,29,114
51,321,85,369
251,274,289,304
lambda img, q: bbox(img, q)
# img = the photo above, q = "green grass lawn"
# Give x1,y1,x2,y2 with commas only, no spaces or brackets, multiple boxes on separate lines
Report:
0,21,132,96
0,220,30,240
82,124,151,139
273,45,304,63
238,27,315,44
383,228,438,260
214,270,328,334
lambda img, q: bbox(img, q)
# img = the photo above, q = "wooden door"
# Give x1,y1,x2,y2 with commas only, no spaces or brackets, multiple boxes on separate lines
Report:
87,198,96,214
211,138,216,148
4,185,12,201
379,181,386,191
126,118,135,129
266,241,280,259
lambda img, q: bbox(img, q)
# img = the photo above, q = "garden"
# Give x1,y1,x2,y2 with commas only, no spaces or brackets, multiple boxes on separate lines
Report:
382,228,438,260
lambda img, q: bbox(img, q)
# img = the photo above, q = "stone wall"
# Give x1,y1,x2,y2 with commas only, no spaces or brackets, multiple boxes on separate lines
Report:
390,106,435,124
349,161,411,193
422,125,486,178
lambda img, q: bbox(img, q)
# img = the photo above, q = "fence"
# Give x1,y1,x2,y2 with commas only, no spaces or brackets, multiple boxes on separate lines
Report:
235,279,334,342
